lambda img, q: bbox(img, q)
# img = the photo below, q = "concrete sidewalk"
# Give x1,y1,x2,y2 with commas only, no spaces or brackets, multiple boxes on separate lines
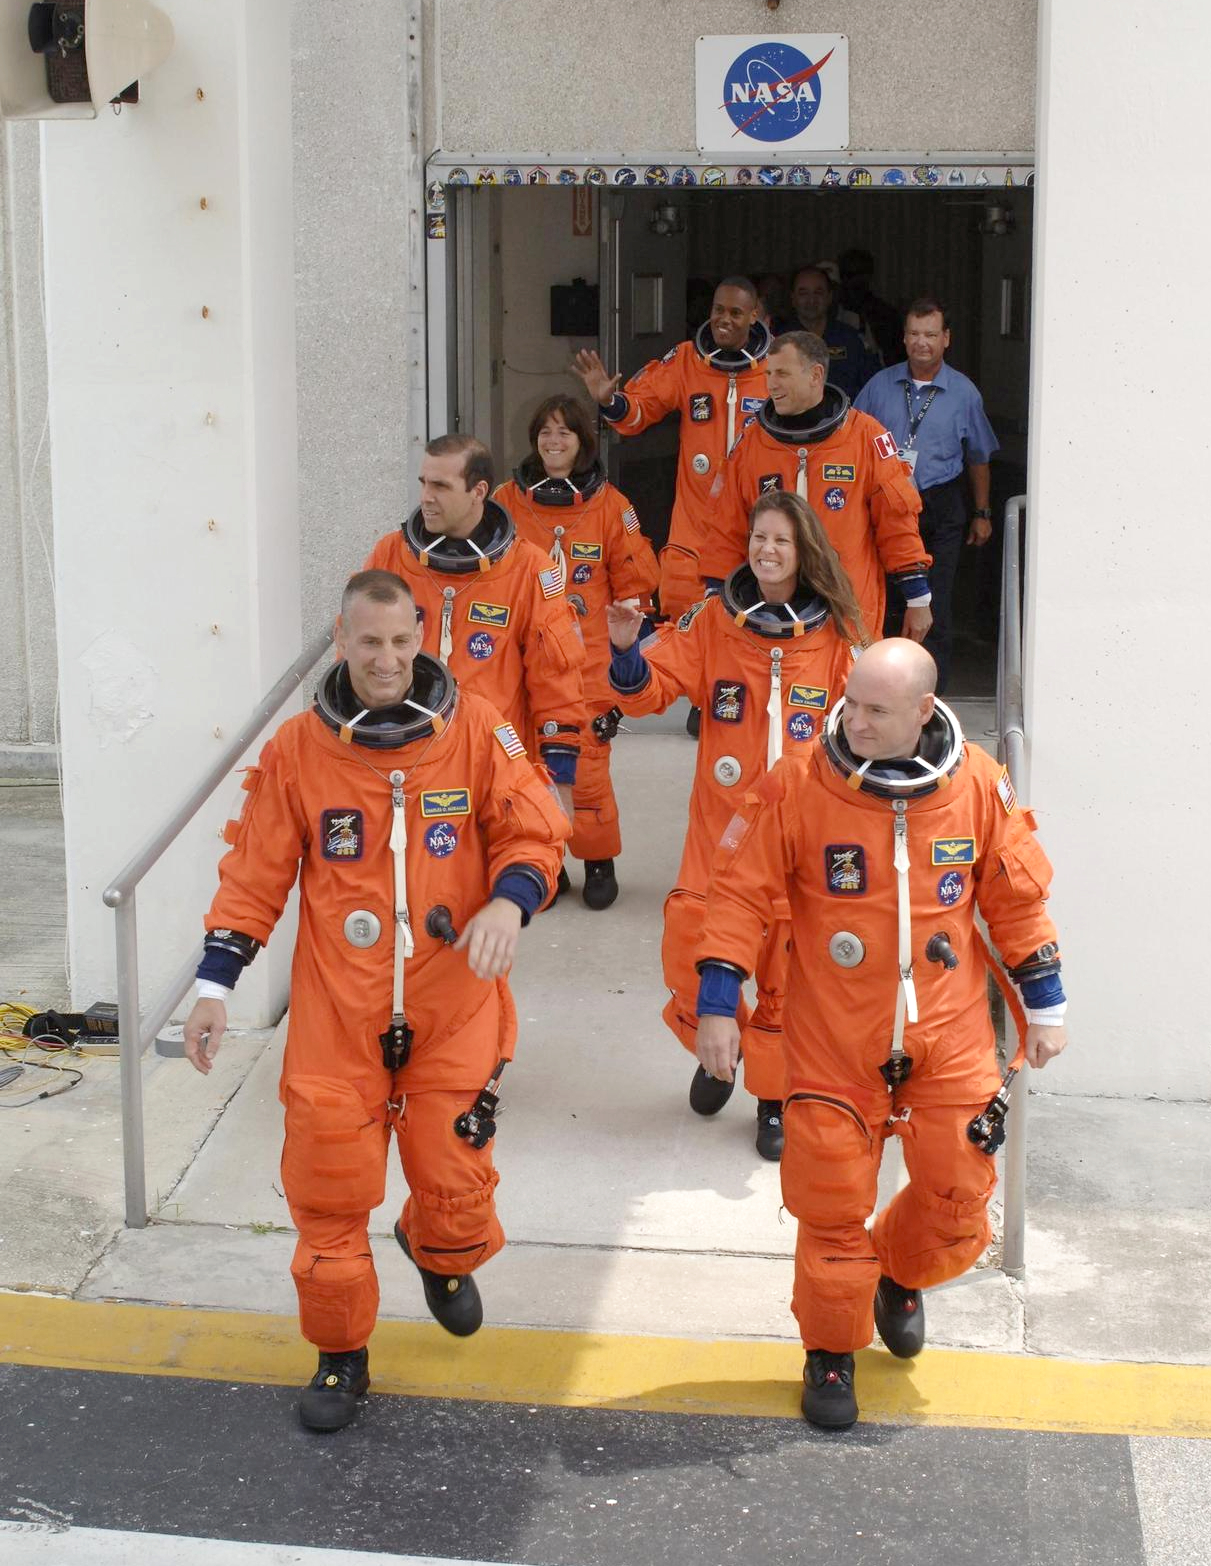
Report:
1,703,1207,1373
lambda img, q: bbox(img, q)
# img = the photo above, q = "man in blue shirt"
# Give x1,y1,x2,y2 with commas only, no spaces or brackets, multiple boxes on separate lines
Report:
855,297,999,691
777,265,876,403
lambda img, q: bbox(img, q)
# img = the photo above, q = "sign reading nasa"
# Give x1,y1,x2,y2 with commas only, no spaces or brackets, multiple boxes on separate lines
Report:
695,35,849,153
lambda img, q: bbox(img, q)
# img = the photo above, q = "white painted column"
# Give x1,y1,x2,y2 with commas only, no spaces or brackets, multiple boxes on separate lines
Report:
1027,1,1208,1097
43,2,299,1025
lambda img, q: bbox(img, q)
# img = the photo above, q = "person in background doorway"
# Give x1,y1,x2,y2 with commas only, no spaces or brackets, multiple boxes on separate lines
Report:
837,247,903,367
495,396,659,911
775,265,876,401
855,298,1000,693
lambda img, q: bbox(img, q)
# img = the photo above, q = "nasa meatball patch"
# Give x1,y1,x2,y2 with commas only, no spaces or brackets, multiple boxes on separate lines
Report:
572,562,593,584
824,486,846,511
467,631,495,660
712,680,746,723
322,809,363,861
786,711,815,742
825,844,866,895
424,820,459,858
937,870,965,906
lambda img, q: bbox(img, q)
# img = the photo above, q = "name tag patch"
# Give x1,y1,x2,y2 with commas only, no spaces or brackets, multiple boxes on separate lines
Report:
321,809,363,860
821,464,855,482
712,680,746,723
570,541,602,561
421,789,471,818
826,844,866,895
468,601,509,627
741,396,763,413
788,684,829,709
932,838,976,865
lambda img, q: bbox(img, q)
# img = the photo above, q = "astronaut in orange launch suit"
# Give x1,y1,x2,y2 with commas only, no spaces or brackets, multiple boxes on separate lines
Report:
364,434,587,818
496,394,659,910
607,491,866,1160
182,570,568,1433
572,276,771,620
694,638,1068,1429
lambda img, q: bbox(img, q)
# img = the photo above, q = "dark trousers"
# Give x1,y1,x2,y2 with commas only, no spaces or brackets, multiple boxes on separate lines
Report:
885,477,967,693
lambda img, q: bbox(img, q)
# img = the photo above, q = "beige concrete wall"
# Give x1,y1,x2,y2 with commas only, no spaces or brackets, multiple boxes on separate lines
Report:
437,0,1037,155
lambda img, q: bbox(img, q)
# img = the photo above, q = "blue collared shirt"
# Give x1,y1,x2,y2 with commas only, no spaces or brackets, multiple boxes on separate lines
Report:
854,360,999,492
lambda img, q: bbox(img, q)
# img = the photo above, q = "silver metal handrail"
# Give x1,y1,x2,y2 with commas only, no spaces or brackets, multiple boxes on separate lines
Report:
103,628,334,1229
998,494,1028,1277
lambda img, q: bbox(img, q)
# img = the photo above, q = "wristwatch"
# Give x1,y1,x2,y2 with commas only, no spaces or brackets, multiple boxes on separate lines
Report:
972,507,992,520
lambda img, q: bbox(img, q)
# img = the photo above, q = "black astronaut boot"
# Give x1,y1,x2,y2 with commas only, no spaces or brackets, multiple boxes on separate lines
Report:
755,1099,784,1160
298,1347,370,1432
801,1349,858,1430
582,859,619,910
874,1274,926,1358
688,1063,735,1115
395,1223,483,1337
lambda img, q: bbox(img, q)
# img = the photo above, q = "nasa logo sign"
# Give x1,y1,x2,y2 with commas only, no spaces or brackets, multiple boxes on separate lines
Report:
696,34,849,152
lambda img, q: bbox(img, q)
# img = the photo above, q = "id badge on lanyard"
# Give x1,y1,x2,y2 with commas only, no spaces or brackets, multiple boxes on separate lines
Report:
899,381,939,490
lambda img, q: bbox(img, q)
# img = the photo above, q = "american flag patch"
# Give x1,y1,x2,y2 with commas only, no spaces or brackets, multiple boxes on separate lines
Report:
996,767,1017,815
493,723,527,759
539,562,565,598
622,506,640,534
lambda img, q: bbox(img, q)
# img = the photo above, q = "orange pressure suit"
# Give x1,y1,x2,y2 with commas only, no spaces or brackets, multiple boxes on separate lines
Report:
603,320,771,618
709,387,929,639
365,500,587,786
497,458,659,862
203,655,568,1352
697,702,1060,1350
610,566,856,1099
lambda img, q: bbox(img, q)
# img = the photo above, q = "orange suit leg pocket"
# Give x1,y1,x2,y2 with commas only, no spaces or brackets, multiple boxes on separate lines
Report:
281,1076,390,1351
872,1101,997,1291
781,1091,883,1352
396,1089,505,1277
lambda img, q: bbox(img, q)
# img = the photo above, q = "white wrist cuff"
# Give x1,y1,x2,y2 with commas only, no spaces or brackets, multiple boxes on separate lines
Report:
904,592,933,608
196,980,234,1002
1026,1002,1067,1026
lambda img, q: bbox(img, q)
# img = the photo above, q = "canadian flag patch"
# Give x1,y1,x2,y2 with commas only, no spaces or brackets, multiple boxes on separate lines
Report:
873,430,898,460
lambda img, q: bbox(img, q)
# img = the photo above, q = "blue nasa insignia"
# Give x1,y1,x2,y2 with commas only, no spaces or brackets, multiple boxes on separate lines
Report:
321,809,363,861
573,563,592,584
424,820,459,859
937,870,965,906
467,631,495,660
722,41,826,143
786,712,815,742
712,680,746,723
826,844,866,895
824,486,846,511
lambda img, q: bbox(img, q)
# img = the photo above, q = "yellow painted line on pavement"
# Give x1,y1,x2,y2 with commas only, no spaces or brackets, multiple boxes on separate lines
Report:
2,1293,1209,1439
